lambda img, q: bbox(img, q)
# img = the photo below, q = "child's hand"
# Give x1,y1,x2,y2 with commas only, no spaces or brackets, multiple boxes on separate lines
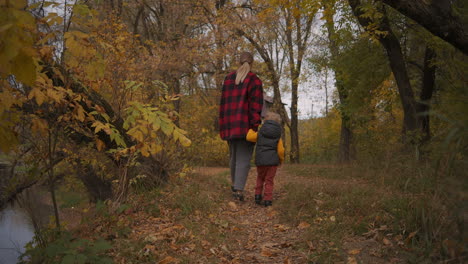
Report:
246,129,257,142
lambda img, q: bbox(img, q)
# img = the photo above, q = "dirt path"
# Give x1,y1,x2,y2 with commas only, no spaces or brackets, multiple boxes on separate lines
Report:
102,166,404,263
194,167,309,263
192,166,400,264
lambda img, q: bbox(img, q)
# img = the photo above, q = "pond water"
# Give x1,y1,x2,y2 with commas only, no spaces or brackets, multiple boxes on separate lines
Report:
0,204,35,264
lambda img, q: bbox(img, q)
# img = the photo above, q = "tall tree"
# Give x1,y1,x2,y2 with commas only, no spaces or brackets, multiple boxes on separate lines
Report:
232,3,291,137
348,0,442,149
348,0,421,141
281,1,317,163
322,0,353,162
418,46,436,143
382,0,468,55
233,0,318,163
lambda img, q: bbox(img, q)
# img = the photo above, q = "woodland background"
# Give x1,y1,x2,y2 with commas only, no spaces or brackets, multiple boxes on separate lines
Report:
0,0,466,263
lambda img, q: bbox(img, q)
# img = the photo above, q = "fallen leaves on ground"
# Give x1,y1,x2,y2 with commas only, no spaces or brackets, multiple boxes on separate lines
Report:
297,221,310,229
157,256,178,264
348,248,361,255
74,166,405,263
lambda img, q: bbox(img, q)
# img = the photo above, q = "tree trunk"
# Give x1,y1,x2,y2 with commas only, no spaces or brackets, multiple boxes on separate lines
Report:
47,129,60,229
324,5,353,162
49,181,60,229
349,0,421,141
172,77,181,126
418,46,436,143
289,83,300,163
286,17,300,163
114,159,130,203
283,8,313,164
325,68,329,116
382,0,468,56
76,161,113,202
339,116,353,162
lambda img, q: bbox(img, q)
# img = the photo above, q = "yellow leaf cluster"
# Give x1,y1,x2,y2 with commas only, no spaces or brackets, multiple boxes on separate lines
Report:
0,2,37,85
123,102,191,157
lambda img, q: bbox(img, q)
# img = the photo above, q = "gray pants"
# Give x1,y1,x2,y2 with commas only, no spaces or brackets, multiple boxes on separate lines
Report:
228,139,254,191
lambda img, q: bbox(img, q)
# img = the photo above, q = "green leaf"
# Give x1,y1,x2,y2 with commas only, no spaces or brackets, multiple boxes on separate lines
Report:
61,254,75,264
110,128,127,147
11,50,36,86
179,135,191,147
151,117,161,131
160,121,173,136
98,257,114,264
75,253,88,264
93,239,113,252
70,239,87,249
96,200,106,212
46,243,66,257
116,204,130,214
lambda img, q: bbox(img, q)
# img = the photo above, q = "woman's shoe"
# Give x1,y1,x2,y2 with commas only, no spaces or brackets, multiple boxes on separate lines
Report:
233,190,244,201
263,200,272,207
237,191,245,201
255,195,262,205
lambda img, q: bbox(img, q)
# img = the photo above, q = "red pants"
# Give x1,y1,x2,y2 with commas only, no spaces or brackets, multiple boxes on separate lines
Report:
255,166,277,201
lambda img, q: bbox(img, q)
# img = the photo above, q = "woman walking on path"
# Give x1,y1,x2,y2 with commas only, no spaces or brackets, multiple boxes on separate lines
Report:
219,51,264,201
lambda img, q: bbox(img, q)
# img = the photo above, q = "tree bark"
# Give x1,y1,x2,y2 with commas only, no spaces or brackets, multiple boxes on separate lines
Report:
339,116,353,162
348,0,421,140
75,161,113,202
289,89,300,163
324,3,353,162
283,7,314,164
418,46,436,143
285,11,300,163
382,0,468,56
133,5,144,35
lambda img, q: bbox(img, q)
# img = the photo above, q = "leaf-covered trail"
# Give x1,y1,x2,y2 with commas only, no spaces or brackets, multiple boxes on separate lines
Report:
190,166,400,264
193,167,309,263
101,165,403,263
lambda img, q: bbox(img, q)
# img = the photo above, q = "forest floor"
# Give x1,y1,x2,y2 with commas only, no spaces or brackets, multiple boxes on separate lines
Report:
182,166,402,264
72,164,425,263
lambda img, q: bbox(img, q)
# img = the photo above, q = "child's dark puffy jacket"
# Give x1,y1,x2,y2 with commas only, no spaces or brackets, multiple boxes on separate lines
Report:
254,120,282,166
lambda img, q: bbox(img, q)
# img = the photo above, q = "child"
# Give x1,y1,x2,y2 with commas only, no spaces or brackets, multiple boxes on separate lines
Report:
246,111,284,206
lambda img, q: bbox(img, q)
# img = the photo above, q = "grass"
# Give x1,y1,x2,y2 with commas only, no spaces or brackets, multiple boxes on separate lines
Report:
278,170,382,230
162,169,233,252
276,162,466,262
64,168,234,264
165,169,230,219
39,160,463,263
57,190,86,209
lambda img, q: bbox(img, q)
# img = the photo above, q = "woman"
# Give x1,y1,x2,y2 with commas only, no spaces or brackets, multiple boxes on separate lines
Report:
219,51,263,201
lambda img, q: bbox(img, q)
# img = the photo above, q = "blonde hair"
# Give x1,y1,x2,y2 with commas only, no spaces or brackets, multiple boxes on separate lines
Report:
265,111,281,124
235,52,254,85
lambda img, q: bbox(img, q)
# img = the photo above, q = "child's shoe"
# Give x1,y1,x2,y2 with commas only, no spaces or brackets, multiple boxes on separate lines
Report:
254,195,262,205
263,200,272,207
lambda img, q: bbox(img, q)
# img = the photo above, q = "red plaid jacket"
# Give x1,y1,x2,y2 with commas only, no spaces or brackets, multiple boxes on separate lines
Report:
219,71,263,140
